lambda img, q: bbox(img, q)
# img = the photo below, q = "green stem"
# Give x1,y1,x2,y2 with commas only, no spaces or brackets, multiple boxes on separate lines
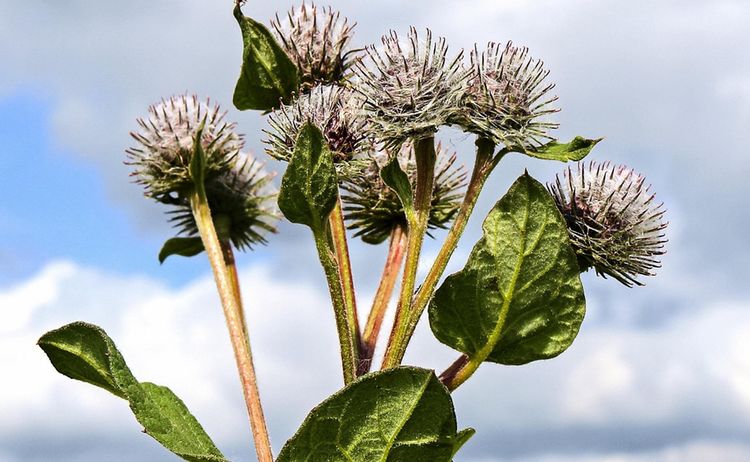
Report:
190,192,273,462
381,136,436,369
313,225,358,384
329,198,362,369
410,138,500,325
358,224,408,375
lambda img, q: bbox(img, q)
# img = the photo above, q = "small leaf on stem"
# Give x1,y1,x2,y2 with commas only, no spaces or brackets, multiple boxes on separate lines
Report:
380,155,414,216
233,5,299,111
278,122,339,231
521,136,602,162
158,237,205,263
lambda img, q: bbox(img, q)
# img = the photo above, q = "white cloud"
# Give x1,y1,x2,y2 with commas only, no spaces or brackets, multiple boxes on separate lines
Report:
1,261,750,461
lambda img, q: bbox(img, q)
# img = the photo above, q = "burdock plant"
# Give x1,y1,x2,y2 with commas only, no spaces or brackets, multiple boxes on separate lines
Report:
37,2,668,462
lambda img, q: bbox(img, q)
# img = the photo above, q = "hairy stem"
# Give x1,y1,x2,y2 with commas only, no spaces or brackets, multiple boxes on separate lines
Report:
221,241,249,339
381,136,436,369
329,198,362,370
190,192,273,462
313,225,358,384
358,224,408,375
410,138,499,325
438,354,469,391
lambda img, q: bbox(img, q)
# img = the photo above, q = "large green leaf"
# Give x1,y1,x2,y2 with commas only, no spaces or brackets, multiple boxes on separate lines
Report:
278,122,339,232
521,136,601,162
38,322,227,462
277,367,473,462
429,173,585,365
232,5,299,111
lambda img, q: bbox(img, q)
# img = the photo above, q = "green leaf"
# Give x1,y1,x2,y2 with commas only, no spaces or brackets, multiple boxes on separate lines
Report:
190,123,207,199
451,428,476,458
232,5,299,111
278,122,339,232
521,136,602,162
381,156,414,217
38,322,227,462
159,237,205,263
429,173,586,365
277,367,470,462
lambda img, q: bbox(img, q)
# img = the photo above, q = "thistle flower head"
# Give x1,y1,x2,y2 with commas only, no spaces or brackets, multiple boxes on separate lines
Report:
460,42,558,149
272,2,356,89
265,84,370,166
548,162,668,287
341,143,467,244
354,27,467,149
126,94,242,203
169,152,278,250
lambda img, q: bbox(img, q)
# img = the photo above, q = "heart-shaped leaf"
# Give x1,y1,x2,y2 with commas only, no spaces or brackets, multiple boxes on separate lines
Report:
429,173,585,366
277,367,474,462
38,322,227,462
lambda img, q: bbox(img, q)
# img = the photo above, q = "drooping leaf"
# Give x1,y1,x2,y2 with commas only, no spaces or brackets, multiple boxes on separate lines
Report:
521,136,602,162
429,173,586,365
278,122,338,232
232,5,299,111
277,367,471,462
380,155,414,217
38,322,227,462
159,237,205,263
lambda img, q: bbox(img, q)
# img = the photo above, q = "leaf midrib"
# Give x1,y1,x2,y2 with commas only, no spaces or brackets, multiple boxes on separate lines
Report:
377,374,432,462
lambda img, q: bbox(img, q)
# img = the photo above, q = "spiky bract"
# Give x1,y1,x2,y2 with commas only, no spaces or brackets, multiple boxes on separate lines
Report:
127,94,242,203
354,27,467,149
548,162,668,287
460,42,558,149
169,153,278,250
265,84,370,167
272,2,356,89
342,143,467,244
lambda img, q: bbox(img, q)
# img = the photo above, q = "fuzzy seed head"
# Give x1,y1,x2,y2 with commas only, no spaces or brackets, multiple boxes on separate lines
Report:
126,94,242,202
341,143,467,244
461,42,559,149
548,162,668,287
272,2,356,89
354,27,468,149
265,84,370,166
169,152,278,250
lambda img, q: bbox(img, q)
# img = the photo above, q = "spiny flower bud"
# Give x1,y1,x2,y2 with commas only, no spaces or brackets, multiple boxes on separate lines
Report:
548,162,668,287
264,84,370,166
126,94,242,203
354,27,467,149
341,143,467,244
460,42,558,149
169,153,278,250
272,2,356,89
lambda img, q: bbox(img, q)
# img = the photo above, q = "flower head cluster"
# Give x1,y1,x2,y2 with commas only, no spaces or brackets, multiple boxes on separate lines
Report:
342,143,467,244
169,153,278,250
127,94,242,203
265,84,370,166
354,27,467,149
272,2,356,89
548,162,668,287
459,42,559,149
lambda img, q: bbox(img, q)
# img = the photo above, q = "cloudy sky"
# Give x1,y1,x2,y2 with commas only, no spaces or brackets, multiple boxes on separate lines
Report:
2,0,750,461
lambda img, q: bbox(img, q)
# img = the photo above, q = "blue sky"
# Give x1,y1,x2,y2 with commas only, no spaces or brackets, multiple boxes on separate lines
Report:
2,1,750,461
